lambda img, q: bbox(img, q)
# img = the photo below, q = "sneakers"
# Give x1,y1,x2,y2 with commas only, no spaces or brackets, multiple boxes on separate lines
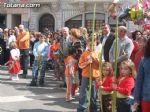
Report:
11,75,19,81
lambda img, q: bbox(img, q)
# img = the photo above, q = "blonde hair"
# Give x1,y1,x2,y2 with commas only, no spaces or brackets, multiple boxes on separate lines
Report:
70,28,81,39
80,27,88,39
9,41,18,49
102,62,114,76
120,60,137,78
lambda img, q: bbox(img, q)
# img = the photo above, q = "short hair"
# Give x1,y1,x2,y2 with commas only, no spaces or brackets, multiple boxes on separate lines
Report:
35,32,42,38
62,27,69,33
19,24,24,29
102,23,110,29
119,26,127,33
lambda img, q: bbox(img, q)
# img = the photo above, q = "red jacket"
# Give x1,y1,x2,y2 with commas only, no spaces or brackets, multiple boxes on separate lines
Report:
133,49,144,71
116,76,135,96
102,75,114,91
131,41,139,61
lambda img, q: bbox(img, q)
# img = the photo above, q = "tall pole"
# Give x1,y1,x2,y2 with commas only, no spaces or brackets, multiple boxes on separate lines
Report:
112,10,119,112
99,46,103,112
88,3,96,112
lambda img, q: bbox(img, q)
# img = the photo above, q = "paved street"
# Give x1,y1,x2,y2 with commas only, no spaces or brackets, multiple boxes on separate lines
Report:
0,67,77,112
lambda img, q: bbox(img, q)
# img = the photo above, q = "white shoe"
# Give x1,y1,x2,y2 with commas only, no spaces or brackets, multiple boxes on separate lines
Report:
75,92,80,96
11,76,19,81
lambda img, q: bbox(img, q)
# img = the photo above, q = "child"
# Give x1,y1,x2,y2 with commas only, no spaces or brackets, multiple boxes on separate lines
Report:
47,40,54,70
29,34,49,86
77,38,100,112
8,41,21,80
52,37,60,80
99,62,114,112
64,48,77,101
114,60,136,112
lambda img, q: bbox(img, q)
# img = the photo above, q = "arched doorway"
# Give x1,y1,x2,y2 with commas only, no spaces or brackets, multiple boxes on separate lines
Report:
39,14,55,33
0,14,6,29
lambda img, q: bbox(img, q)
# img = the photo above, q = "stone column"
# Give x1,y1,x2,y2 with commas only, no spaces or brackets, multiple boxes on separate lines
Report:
6,14,12,28
82,13,85,27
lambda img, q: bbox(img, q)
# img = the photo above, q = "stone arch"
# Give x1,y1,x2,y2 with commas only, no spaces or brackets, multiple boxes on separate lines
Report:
39,13,55,33
65,11,105,32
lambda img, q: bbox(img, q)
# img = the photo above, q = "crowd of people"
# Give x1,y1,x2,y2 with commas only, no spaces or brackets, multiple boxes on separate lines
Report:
0,23,150,112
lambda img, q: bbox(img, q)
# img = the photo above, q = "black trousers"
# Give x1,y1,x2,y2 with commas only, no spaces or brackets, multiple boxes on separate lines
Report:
20,49,29,75
102,94,112,112
4,49,10,64
30,54,34,67
116,98,132,112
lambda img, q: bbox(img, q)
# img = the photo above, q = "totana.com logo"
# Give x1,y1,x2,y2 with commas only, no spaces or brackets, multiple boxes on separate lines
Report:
0,0,41,8
0,0,29,3
3,3,41,8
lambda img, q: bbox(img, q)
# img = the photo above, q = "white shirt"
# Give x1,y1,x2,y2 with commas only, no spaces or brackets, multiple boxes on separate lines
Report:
7,35,16,49
95,43,104,61
10,48,20,60
102,33,110,47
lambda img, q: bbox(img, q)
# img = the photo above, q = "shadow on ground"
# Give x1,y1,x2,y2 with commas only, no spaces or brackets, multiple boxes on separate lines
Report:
0,70,78,111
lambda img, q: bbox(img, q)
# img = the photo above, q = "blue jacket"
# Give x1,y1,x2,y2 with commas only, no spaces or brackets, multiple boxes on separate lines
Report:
134,57,150,103
33,41,49,61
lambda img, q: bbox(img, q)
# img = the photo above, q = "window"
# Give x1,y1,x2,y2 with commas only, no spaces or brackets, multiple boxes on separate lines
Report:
65,15,82,29
85,13,105,33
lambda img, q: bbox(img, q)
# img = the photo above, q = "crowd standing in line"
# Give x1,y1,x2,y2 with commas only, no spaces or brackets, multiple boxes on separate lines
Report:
0,23,150,112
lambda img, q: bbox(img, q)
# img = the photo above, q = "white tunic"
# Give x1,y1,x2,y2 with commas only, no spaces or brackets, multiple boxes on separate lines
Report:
10,48,20,60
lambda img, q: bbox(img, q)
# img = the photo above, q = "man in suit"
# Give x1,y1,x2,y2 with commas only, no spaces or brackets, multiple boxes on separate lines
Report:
59,27,72,87
100,24,115,62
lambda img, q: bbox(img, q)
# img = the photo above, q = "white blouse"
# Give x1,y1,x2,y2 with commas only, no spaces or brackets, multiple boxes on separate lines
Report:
10,48,20,60
7,35,16,49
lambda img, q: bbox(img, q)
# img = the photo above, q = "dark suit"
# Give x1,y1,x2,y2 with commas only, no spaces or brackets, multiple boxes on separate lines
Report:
100,33,115,62
0,37,5,65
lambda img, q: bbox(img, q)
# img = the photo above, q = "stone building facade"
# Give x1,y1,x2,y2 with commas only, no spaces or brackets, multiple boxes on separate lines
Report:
0,0,138,32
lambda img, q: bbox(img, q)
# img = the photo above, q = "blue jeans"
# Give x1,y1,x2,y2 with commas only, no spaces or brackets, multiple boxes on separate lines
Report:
32,60,47,83
77,77,97,112
116,97,133,112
